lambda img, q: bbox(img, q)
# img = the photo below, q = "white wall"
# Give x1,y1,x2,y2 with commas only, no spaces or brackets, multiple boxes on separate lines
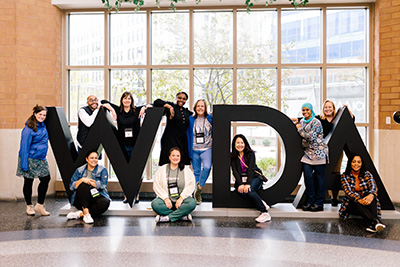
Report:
374,129,400,204
0,129,57,201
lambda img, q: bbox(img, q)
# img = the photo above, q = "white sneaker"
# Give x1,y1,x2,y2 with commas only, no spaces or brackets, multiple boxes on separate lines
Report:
26,205,35,216
181,214,192,221
375,222,386,232
155,215,170,223
67,210,83,220
261,200,270,211
83,213,94,224
255,212,271,223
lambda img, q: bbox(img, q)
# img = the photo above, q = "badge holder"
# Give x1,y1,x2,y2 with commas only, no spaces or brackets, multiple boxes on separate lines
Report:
125,128,133,138
195,132,205,144
90,188,100,198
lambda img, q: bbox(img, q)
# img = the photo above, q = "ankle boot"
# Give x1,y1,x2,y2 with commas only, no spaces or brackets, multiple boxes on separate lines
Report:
34,203,50,216
26,205,35,216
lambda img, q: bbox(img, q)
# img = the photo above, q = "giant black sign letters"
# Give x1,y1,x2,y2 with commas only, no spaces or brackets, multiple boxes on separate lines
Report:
45,105,394,210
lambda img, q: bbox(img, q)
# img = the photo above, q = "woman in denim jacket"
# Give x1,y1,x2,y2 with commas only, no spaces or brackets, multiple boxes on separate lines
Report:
67,150,110,224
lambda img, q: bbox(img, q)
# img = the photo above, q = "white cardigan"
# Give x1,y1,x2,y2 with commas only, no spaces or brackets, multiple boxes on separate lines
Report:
153,164,195,201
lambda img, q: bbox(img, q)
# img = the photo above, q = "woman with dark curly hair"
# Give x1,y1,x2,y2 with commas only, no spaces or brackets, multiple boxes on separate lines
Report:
16,105,51,216
339,154,386,233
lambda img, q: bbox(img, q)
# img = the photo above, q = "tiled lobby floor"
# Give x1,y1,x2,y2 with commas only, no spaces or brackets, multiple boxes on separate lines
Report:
1,198,399,266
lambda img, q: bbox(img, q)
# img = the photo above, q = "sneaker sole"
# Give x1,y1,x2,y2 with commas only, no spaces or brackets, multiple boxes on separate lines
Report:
366,227,377,233
375,224,386,232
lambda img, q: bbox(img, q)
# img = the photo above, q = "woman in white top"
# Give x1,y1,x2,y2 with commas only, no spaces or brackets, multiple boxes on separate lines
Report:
151,147,196,223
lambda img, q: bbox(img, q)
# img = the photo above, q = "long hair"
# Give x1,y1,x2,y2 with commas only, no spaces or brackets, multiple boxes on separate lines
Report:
230,134,254,159
193,99,208,117
119,91,135,113
320,100,336,120
26,105,47,132
344,154,367,178
168,147,185,171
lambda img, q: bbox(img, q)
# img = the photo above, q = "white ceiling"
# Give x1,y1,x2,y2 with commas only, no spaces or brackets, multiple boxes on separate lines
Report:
52,0,376,10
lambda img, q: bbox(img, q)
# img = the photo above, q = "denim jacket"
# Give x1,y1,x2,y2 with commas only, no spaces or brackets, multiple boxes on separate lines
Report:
69,164,110,205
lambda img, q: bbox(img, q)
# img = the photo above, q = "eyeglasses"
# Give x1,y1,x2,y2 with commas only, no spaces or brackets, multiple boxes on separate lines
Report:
88,98,98,103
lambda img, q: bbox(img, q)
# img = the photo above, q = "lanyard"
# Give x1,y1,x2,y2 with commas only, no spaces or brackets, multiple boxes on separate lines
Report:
167,165,179,183
194,116,206,135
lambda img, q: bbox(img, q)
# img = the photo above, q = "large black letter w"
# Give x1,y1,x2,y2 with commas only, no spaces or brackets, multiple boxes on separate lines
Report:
45,107,164,206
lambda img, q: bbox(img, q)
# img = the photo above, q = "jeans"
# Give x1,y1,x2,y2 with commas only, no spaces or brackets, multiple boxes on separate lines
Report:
192,148,212,187
237,176,267,213
303,163,326,207
125,145,134,158
151,197,197,222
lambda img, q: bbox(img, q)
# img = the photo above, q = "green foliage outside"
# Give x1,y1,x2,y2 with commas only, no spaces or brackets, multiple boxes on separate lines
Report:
257,157,277,178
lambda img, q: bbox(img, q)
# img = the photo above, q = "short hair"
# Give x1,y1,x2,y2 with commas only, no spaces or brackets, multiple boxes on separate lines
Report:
85,150,99,159
176,91,188,100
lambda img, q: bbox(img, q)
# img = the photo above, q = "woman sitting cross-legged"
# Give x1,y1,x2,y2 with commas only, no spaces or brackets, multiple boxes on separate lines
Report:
151,147,196,223
339,154,386,233
67,150,110,224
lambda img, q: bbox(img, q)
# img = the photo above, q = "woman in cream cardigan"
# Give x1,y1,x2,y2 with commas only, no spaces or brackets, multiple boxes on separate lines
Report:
152,147,196,223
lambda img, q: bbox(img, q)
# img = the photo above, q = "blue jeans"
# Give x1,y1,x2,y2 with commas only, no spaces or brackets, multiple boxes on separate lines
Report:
303,163,326,207
237,176,267,213
192,149,212,187
125,145,134,158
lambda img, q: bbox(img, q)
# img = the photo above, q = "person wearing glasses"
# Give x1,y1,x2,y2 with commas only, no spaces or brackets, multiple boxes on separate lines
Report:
77,95,113,155
153,92,193,166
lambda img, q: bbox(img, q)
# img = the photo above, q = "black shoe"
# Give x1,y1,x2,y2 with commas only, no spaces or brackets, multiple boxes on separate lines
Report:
122,198,128,204
331,198,339,207
134,198,140,204
310,204,324,212
302,204,312,211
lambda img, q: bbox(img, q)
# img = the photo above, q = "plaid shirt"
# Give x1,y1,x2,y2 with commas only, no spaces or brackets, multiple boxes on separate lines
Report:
339,171,381,220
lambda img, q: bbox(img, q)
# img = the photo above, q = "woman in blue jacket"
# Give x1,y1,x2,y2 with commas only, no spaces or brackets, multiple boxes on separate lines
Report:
187,99,212,204
16,105,51,216
67,150,110,224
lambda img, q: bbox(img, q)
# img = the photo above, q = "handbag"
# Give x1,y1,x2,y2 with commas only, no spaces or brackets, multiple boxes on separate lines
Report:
238,156,269,183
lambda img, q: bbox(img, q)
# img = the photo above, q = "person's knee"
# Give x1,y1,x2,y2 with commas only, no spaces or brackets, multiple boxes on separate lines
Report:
183,197,197,210
39,175,50,184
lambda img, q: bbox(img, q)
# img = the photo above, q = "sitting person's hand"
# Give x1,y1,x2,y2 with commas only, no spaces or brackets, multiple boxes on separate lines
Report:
175,197,183,208
164,198,173,209
243,184,251,193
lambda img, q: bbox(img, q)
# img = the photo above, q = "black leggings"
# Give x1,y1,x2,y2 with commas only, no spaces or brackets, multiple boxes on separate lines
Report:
73,183,110,218
23,175,50,205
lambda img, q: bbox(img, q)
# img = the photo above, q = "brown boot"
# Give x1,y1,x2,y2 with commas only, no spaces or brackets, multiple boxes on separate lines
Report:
34,203,50,216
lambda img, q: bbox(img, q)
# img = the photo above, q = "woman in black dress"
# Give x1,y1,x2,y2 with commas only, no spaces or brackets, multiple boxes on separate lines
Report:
153,92,193,166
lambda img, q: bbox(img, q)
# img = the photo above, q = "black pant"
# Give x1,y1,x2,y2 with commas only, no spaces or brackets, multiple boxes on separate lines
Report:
347,198,378,224
73,183,110,218
23,175,50,205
